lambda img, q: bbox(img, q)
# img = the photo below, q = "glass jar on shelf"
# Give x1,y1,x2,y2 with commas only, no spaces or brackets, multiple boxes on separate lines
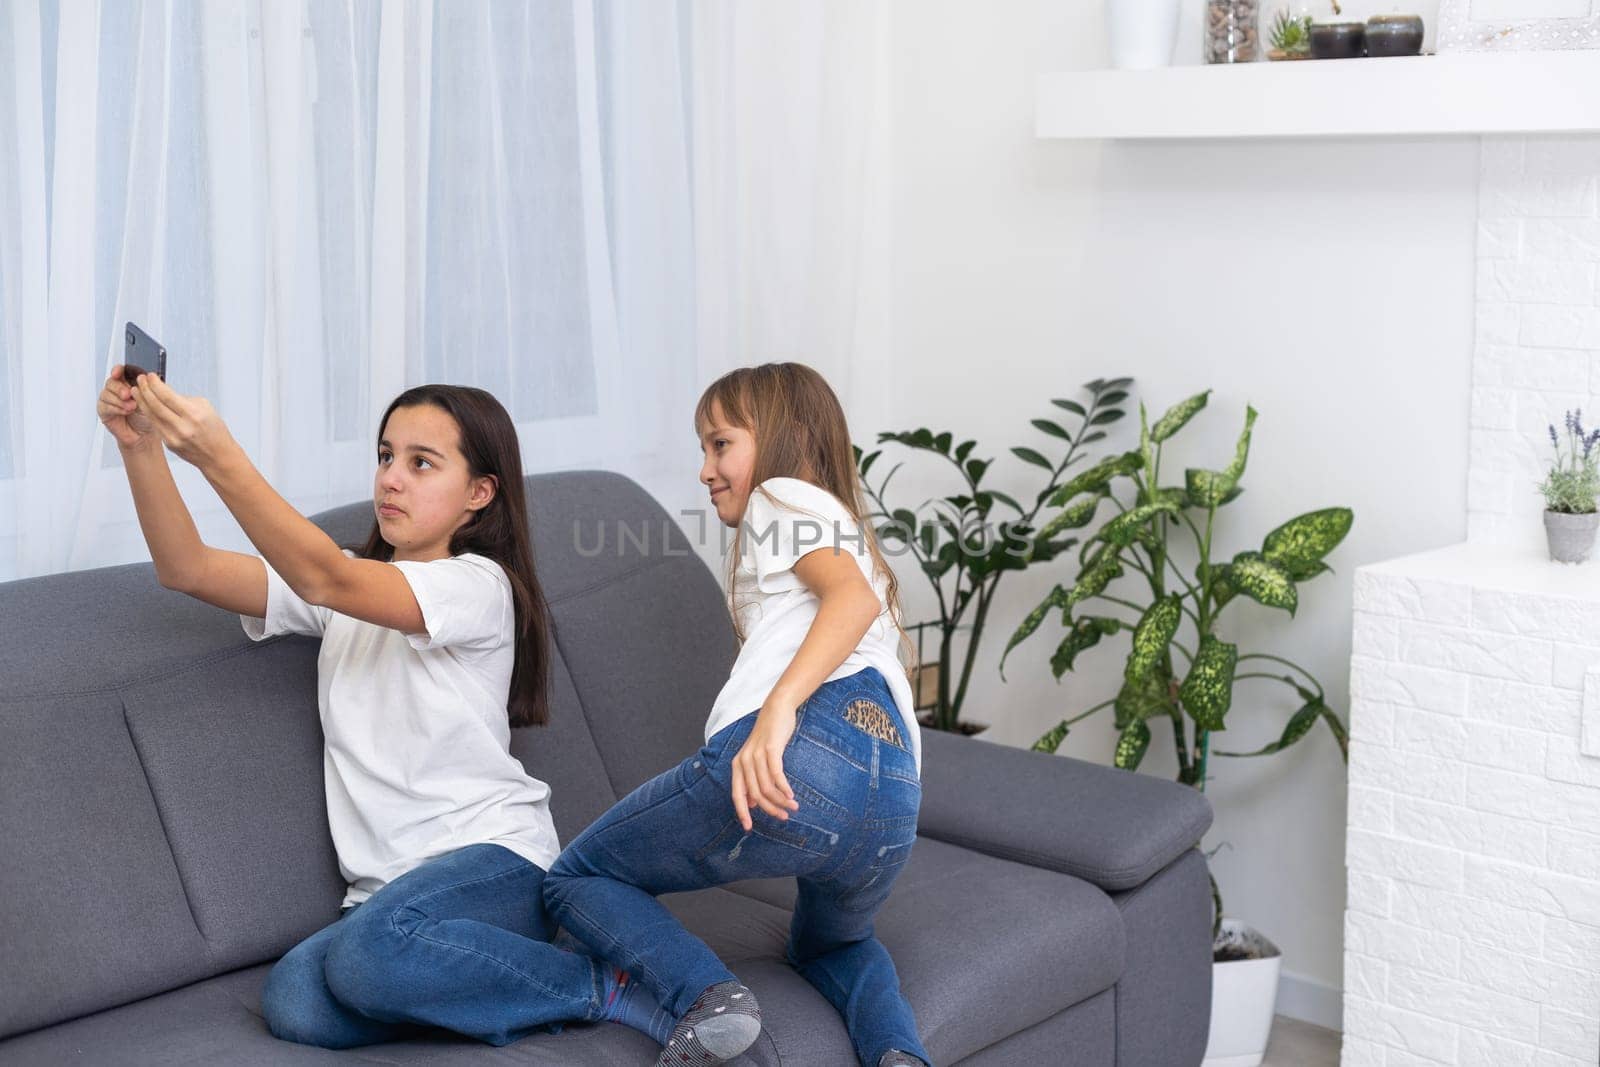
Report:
1206,0,1260,63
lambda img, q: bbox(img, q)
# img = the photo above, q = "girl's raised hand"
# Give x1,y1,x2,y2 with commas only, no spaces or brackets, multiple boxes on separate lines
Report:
730,701,800,831
98,366,157,450
132,371,237,472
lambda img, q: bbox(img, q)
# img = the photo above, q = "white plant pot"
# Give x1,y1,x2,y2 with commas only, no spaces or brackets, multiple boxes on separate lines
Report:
1201,919,1283,1067
1106,0,1183,69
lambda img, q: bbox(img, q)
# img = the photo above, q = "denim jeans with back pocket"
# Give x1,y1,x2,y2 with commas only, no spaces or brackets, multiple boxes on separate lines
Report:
543,666,930,1067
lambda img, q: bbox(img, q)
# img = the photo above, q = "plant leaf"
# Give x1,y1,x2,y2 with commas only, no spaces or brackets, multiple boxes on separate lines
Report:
1032,720,1071,754
1222,406,1258,483
1032,418,1072,441
1012,446,1054,471
1114,665,1171,730
1139,403,1156,487
987,489,1024,514
1321,704,1350,763
1151,390,1211,443
1052,616,1122,679
1097,500,1180,547
954,439,976,462
1048,450,1144,507
1065,555,1125,612
1000,585,1069,677
1229,551,1298,615
1052,398,1087,416
966,458,991,484
1037,495,1103,541
1179,635,1238,731
1126,596,1183,682
1183,406,1257,506
1215,698,1321,757
1262,507,1354,578
1208,562,1238,611
1114,719,1152,770
1029,536,1080,565
859,449,882,478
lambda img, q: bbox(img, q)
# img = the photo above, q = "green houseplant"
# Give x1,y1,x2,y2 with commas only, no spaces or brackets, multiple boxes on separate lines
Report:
1001,389,1353,1064
1266,8,1314,58
1000,389,1353,936
855,378,1133,734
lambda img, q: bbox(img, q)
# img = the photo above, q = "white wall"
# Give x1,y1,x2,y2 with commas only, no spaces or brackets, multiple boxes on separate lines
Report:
1468,135,1600,550
883,0,1478,1027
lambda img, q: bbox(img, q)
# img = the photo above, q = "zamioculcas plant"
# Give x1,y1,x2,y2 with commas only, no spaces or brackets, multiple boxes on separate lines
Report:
855,378,1133,734
1001,390,1353,935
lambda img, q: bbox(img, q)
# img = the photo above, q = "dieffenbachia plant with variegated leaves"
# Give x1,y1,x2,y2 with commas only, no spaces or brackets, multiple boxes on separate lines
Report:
999,390,1353,932
998,388,1350,927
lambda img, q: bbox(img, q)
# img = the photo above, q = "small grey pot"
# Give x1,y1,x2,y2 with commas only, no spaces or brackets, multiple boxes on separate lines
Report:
1545,510,1600,564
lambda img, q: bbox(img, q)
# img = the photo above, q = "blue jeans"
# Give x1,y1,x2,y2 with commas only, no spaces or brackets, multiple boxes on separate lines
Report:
544,667,930,1067
261,842,641,1048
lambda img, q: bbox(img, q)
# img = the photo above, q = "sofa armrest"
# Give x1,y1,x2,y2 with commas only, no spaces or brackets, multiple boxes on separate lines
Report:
915,727,1214,892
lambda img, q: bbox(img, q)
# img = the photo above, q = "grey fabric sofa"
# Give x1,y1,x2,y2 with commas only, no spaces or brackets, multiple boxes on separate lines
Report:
0,470,1214,1066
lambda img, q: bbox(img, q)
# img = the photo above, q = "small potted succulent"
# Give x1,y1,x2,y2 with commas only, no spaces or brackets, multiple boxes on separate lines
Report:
1541,410,1600,564
1267,8,1314,59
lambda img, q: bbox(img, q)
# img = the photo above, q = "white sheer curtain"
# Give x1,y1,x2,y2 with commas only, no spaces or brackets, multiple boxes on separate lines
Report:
689,0,893,443
0,0,890,582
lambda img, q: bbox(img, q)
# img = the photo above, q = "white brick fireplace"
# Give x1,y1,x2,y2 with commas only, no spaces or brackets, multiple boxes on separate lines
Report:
1342,135,1600,1066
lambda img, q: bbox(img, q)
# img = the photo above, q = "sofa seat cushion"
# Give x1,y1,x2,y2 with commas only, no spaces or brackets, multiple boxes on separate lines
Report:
0,962,683,1067
1,838,1122,1067
680,836,1127,1064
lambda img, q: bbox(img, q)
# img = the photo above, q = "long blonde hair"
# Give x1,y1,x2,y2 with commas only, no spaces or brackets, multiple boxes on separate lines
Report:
695,363,917,681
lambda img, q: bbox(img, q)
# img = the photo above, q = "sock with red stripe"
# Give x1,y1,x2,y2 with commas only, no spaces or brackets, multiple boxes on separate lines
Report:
598,965,673,1045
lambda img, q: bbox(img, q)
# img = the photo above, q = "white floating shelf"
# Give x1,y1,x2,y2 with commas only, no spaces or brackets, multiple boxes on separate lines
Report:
1036,50,1600,140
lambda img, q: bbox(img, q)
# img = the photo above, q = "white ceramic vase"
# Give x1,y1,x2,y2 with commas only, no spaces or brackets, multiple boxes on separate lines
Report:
1201,919,1283,1067
1107,0,1183,69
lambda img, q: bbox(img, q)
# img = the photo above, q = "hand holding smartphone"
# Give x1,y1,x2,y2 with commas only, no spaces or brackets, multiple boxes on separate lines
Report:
123,322,166,387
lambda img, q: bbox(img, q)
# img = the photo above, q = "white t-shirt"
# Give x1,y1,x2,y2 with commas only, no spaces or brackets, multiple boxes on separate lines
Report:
707,477,922,773
241,550,560,908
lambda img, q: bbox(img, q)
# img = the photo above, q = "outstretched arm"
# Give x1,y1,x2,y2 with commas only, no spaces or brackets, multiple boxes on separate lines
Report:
99,366,267,615
131,372,427,634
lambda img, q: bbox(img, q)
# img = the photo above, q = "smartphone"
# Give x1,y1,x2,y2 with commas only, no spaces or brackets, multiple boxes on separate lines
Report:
124,322,166,387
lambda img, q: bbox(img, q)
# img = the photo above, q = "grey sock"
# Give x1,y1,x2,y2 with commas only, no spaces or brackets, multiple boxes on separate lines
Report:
878,1053,928,1067
654,980,761,1066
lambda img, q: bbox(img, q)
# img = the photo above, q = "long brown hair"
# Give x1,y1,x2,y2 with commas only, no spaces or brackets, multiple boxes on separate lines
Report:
351,385,552,728
695,363,916,678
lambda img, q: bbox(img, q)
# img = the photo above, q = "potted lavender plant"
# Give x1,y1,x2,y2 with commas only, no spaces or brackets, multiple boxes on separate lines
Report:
1542,410,1600,564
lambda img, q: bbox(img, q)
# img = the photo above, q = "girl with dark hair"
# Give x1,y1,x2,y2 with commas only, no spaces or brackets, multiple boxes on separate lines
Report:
97,369,669,1049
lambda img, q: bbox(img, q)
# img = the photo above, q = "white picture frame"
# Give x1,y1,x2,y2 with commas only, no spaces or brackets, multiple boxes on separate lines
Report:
1437,0,1600,52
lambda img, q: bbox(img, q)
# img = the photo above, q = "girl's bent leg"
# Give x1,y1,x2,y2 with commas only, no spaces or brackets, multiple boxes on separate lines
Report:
786,878,930,1067
542,749,741,1020
321,843,610,1046
545,720,826,1021
261,911,419,1049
